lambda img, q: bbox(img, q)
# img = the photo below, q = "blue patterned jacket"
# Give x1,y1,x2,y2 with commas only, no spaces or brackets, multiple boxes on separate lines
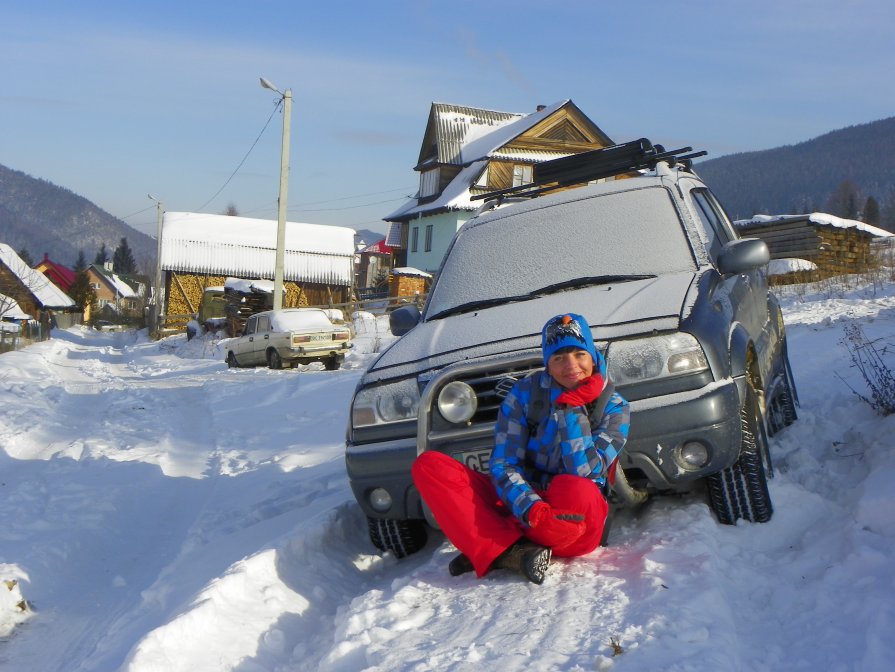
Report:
490,369,630,524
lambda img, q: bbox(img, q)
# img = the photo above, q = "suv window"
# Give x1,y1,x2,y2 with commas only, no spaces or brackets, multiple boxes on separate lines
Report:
691,189,734,259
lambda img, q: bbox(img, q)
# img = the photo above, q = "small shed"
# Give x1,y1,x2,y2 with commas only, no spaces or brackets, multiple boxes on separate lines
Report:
389,266,431,298
159,212,356,317
734,212,894,280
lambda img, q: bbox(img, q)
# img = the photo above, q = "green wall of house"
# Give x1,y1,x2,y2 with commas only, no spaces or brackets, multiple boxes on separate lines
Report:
406,211,472,273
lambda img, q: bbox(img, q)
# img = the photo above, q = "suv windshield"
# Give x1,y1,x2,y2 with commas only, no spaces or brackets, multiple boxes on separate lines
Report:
427,187,697,319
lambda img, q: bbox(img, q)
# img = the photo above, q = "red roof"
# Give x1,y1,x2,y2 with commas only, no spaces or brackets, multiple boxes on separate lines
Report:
361,239,393,255
35,254,76,293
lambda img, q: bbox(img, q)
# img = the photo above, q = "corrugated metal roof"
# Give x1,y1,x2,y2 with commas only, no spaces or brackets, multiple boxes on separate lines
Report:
489,148,573,163
160,212,356,285
385,221,404,248
430,103,524,166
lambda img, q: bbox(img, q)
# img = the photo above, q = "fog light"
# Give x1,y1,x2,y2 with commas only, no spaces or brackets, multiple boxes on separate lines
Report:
437,381,478,424
369,487,392,513
678,441,710,469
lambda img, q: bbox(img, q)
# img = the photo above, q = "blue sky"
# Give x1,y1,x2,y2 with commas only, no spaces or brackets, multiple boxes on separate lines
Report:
3,0,893,239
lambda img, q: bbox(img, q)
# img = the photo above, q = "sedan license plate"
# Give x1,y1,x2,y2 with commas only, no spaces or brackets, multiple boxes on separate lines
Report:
309,334,328,341
453,448,491,473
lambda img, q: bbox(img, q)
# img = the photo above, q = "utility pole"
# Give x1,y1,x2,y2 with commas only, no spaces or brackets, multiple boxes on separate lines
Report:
148,194,164,334
260,77,292,310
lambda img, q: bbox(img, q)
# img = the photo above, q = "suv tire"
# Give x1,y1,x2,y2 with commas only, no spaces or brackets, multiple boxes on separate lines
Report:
367,516,427,559
707,383,773,525
768,358,798,436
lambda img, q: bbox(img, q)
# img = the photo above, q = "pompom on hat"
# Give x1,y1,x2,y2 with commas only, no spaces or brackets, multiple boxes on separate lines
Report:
541,313,598,367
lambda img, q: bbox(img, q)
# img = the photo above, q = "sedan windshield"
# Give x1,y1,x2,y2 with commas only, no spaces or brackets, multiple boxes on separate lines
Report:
426,187,697,319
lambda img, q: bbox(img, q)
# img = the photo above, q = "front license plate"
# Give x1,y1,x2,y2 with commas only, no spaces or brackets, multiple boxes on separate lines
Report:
453,449,491,473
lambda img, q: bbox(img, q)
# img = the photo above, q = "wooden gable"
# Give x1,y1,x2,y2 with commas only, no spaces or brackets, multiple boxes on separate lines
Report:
481,102,613,193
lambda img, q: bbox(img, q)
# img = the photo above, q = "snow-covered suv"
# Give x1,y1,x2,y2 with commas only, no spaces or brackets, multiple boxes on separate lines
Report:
346,140,798,558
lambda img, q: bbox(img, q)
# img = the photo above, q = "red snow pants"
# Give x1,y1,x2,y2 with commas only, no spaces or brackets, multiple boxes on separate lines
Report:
412,451,608,577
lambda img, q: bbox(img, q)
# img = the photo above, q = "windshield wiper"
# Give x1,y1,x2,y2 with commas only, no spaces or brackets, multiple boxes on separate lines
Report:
532,274,656,297
428,294,532,320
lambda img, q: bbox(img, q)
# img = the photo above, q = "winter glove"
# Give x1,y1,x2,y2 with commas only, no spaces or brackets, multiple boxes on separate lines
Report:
524,501,586,549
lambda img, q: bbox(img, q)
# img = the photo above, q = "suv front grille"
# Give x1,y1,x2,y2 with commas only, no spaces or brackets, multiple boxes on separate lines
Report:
427,359,543,430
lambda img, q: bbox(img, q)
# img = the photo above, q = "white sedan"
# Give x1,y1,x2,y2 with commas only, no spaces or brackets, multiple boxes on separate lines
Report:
225,308,351,370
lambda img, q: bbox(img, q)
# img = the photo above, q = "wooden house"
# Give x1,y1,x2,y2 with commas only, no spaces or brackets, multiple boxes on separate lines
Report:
158,212,356,320
0,243,76,325
85,263,147,323
384,100,614,274
734,213,894,283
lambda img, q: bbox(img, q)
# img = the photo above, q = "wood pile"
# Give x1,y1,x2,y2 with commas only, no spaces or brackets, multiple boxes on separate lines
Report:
737,218,880,281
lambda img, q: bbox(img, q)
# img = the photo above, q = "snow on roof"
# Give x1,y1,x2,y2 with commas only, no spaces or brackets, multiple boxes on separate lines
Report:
459,100,567,165
391,266,432,278
0,243,75,308
160,212,356,285
93,266,139,298
386,160,489,220
386,101,571,222
735,212,894,238
0,293,31,319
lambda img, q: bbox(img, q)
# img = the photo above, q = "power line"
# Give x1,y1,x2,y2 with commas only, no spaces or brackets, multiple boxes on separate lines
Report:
193,99,282,213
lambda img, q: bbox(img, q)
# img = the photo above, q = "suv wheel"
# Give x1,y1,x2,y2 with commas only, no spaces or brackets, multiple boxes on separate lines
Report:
706,382,773,525
267,349,283,369
367,516,427,559
768,358,798,436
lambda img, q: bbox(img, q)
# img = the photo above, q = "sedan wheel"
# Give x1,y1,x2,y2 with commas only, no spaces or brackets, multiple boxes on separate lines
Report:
267,349,283,369
226,352,239,368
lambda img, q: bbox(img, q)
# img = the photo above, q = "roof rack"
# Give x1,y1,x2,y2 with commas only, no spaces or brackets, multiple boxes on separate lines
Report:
471,138,707,202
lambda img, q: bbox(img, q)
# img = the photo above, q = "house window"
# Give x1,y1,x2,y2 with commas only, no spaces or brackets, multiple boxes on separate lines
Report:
512,164,533,187
411,226,419,253
420,169,439,198
425,225,433,252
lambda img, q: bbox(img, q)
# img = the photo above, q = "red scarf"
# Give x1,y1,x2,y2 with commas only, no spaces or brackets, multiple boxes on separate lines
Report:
555,373,605,407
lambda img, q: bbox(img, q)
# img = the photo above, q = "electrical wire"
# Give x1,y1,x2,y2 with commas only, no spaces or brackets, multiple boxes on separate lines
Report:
193,99,282,213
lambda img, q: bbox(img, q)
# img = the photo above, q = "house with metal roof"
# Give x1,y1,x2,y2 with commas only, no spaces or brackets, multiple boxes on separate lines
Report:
158,212,355,317
384,100,614,273
34,253,77,294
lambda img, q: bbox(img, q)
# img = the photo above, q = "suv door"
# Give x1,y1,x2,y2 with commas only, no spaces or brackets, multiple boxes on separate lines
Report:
689,186,772,365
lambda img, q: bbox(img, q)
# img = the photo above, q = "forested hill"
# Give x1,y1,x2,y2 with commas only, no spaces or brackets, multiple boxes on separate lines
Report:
0,164,156,271
695,116,895,228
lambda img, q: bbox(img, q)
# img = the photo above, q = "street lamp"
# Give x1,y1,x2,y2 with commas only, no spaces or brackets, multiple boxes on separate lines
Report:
260,76,292,311
148,193,164,334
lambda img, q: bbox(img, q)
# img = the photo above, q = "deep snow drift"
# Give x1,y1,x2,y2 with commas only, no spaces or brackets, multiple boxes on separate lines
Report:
1,283,894,671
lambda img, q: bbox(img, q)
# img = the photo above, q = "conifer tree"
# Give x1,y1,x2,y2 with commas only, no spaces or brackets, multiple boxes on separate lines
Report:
112,237,137,275
863,196,880,226
73,250,87,273
95,244,109,265
18,248,34,266
68,270,96,311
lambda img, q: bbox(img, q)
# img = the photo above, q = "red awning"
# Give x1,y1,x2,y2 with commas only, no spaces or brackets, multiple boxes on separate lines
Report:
361,239,393,254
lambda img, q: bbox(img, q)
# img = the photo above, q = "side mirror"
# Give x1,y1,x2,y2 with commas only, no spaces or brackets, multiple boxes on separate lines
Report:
718,238,770,275
389,304,421,336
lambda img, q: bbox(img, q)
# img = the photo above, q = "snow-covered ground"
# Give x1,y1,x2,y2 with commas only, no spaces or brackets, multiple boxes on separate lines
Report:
1,282,894,671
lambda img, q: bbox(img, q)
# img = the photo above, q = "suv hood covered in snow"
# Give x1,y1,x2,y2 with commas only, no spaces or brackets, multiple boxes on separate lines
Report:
366,271,695,382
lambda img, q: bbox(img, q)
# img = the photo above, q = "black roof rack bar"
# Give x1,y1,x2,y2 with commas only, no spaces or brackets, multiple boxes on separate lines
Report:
471,138,706,202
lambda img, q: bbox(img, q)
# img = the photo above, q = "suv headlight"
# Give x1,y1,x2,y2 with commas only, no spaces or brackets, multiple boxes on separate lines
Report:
606,333,709,385
351,379,420,428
